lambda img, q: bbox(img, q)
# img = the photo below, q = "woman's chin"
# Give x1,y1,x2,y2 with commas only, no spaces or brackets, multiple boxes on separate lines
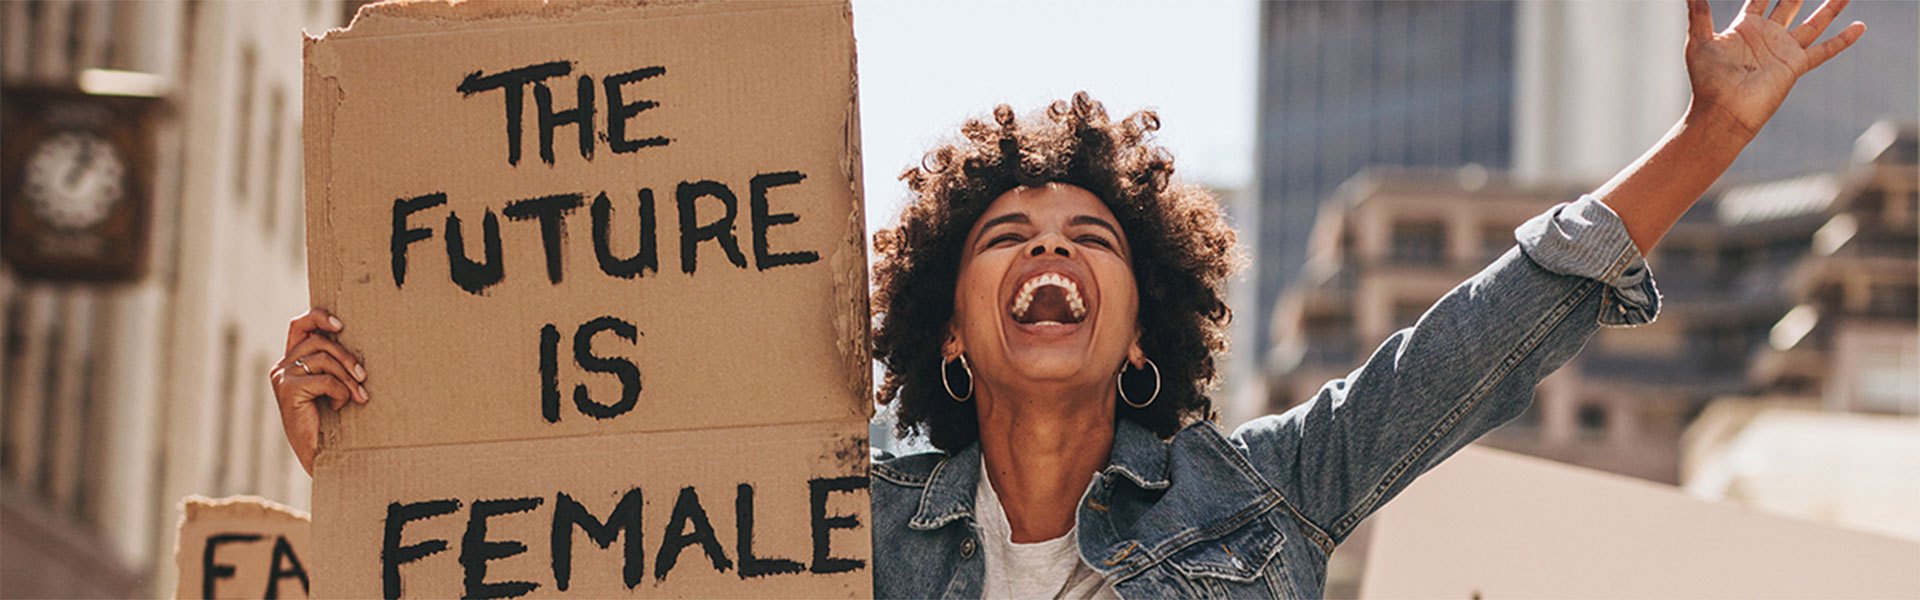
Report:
991,345,1110,386
978,315,1122,390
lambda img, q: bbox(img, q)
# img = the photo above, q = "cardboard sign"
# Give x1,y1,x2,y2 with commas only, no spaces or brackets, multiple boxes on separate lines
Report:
302,1,870,597
174,496,313,600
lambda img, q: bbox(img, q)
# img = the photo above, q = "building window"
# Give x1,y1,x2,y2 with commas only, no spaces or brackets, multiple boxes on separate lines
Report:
232,44,258,204
1866,284,1917,319
1392,300,1428,331
1657,244,1702,280
1811,282,1845,311
1717,246,1748,272
211,325,240,495
1856,340,1919,415
1576,402,1608,438
263,87,287,236
1479,223,1514,264
1303,313,1356,366
1692,325,1751,372
1764,238,1805,268
1389,219,1446,265
251,353,278,495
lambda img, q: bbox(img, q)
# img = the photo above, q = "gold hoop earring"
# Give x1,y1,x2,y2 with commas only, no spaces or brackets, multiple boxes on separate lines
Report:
942,354,974,402
1117,358,1160,409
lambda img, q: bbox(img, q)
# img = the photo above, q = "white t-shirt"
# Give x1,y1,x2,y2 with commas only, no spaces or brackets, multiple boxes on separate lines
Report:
975,463,1122,600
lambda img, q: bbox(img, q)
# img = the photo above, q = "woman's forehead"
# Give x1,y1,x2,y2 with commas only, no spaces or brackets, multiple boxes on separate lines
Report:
972,183,1114,228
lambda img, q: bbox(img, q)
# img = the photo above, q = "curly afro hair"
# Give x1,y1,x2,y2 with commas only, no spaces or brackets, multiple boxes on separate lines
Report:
871,92,1240,453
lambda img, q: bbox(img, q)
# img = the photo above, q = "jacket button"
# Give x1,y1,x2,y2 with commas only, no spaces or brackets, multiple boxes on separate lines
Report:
960,537,977,558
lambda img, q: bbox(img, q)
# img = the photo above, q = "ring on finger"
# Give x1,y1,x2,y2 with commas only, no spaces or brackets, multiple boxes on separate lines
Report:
294,357,311,375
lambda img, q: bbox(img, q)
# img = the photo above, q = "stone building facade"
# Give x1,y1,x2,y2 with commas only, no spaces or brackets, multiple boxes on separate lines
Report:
1,2,347,597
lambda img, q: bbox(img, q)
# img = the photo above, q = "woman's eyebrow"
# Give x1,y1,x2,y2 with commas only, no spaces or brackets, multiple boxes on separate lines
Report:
1069,215,1120,238
977,212,1031,233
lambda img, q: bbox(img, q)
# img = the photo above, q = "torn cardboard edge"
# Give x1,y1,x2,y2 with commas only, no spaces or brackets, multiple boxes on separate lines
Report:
179,494,313,524
174,495,314,600
315,0,843,44
832,59,870,404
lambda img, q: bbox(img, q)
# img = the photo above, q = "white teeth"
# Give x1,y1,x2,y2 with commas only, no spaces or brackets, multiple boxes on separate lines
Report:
1010,273,1088,321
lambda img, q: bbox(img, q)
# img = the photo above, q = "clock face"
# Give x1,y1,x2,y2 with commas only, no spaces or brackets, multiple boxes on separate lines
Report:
23,129,126,231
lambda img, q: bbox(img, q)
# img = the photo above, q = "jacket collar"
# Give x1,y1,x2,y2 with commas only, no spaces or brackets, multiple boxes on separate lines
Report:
907,418,1171,530
908,441,980,530
1103,417,1172,490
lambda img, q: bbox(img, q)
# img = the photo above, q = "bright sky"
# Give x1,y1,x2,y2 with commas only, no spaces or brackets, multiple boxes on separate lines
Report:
850,0,1259,235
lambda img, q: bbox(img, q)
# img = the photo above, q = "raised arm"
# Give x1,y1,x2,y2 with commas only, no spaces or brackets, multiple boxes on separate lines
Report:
1599,0,1864,252
1231,0,1865,545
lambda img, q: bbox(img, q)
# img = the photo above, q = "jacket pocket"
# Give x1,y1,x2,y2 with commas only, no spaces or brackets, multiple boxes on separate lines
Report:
1165,518,1285,583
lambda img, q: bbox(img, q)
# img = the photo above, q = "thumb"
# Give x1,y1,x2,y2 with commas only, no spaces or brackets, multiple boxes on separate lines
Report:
280,394,321,476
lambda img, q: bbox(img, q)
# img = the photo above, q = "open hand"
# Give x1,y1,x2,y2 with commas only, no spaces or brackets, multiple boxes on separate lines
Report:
1685,0,1865,138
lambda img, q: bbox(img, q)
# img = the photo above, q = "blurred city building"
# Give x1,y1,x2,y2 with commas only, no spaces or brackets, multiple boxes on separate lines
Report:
1512,1,1687,181
1268,122,1916,597
1271,121,1916,484
1252,1,1520,372
1211,185,1268,427
1678,121,1920,541
1246,0,1917,419
1684,401,1920,542
1,1,346,597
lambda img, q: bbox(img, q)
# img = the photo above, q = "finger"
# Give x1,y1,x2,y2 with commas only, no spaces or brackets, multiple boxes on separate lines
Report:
1793,0,1846,46
276,372,355,413
270,364,348,411
1741,0,1767,16
1805,21,1864,71
286,308,344,353
1768,0,1803,26
293,352,369,404
284,334,366,383
1688,0,1717,41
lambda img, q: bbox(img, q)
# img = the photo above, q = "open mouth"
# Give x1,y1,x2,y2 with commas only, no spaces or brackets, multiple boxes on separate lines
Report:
1009,272,1088,326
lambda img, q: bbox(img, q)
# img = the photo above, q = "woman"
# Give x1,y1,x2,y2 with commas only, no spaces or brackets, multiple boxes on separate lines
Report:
274,1,1863,597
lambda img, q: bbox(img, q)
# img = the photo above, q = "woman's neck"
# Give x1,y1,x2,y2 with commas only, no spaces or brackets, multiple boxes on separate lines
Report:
974,382,1115,543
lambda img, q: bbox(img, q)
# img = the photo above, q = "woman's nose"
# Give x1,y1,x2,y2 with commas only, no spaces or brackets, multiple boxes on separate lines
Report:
1029,237,1071,258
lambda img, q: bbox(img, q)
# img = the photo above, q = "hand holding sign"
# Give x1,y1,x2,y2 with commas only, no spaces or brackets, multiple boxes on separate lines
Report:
269,308,366,475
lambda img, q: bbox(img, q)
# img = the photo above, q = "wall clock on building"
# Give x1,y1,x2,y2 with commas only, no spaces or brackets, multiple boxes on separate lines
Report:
2,87,158,281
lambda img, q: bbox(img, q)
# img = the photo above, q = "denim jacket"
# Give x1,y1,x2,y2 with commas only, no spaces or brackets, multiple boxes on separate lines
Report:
870,196,1661,598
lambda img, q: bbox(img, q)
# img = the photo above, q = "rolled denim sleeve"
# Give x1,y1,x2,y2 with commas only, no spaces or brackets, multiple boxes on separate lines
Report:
1230,195,1659,547
1516,195,1660,326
